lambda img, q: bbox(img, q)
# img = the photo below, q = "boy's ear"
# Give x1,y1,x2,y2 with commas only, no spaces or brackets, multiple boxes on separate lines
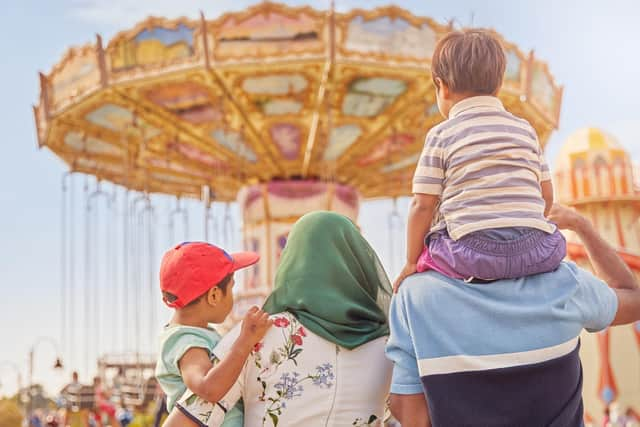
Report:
206,287,220,306
439,79,452,100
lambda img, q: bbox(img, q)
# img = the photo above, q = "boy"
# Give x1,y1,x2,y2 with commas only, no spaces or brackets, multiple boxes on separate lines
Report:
394,29,565,291
155,242,272,426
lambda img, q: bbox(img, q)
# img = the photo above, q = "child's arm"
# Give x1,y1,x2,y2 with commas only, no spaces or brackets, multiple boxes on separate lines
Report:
538,142,553,217
541,180,554,217
179,307,271,404
393,193,439,292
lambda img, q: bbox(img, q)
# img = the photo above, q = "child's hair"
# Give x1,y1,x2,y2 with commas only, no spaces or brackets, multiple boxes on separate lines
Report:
432,29,506,95
162,274,233,308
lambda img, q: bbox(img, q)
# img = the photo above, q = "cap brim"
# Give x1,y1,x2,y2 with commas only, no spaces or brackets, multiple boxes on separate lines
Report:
230,251,260,271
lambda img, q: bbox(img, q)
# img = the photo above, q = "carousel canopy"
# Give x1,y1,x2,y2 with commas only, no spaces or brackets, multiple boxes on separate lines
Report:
34,1,563,201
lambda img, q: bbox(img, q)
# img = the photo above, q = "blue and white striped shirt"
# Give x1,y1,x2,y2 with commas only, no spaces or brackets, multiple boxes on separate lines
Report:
413,96,554,240
386,262,618,426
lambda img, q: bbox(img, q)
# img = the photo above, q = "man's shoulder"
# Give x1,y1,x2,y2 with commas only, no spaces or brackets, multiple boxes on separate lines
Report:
396,263,589,312
396,262,616,329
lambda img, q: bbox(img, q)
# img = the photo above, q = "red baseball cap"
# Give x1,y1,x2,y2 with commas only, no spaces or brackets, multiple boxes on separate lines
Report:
160,242,259,308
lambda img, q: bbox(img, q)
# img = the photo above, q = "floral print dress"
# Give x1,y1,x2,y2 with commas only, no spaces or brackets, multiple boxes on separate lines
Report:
212,312,392,427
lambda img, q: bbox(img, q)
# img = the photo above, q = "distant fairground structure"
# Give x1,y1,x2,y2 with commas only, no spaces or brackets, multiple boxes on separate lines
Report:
554,128,640,423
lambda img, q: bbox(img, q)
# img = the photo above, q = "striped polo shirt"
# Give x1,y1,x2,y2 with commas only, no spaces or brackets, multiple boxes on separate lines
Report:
413,96,555,240
386,262,618,427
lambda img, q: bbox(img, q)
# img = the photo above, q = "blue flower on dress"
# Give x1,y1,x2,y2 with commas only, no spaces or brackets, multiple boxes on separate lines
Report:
274,372,304,400
312,363,335,388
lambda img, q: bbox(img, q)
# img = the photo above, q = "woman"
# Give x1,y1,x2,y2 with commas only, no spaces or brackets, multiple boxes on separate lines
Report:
213,211,393,426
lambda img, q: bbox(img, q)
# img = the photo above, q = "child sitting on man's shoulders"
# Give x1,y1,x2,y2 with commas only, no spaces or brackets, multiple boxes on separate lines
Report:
394,29,565,291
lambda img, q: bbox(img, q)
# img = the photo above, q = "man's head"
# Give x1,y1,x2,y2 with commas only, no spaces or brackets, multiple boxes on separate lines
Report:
71,371,78,383
431,29,506,117
159,242,259,323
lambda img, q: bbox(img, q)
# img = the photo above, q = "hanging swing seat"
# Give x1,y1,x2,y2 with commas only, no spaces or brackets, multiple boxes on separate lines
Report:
64,384,96,410
121,377,157,409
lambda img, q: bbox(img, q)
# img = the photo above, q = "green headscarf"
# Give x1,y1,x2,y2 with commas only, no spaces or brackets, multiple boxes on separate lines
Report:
262,211,392,350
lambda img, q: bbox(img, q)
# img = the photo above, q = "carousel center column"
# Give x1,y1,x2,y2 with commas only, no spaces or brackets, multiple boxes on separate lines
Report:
230,179,360,322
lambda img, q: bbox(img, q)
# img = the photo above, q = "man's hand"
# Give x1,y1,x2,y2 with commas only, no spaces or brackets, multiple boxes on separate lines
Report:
393,263,418,293
547,204,588,231
548,204,640,325
239,306,272,346
389,393,431,427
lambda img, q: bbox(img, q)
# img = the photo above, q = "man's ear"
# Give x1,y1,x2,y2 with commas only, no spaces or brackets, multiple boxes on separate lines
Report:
206,287,220,306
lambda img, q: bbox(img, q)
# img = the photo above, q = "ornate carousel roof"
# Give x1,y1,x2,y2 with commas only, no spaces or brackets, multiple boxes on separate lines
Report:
34,2,563,201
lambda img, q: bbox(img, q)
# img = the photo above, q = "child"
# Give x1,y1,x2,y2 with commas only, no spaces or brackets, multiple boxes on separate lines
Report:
155,242,272,426
394,29,566,291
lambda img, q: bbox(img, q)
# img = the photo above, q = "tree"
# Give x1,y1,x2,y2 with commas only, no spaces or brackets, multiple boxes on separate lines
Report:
0,398,23,427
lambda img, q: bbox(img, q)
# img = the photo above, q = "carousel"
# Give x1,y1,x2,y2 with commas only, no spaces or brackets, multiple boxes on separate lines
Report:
34,0,565,418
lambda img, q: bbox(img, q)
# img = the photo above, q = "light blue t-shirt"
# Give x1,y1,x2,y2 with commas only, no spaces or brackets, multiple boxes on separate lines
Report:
155,324,243,426
385,262,618,426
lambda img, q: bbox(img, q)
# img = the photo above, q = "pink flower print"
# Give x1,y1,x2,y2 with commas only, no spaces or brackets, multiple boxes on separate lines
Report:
274,317,290,328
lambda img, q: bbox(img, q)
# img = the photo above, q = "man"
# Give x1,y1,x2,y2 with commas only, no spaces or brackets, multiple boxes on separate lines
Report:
386,204,640,427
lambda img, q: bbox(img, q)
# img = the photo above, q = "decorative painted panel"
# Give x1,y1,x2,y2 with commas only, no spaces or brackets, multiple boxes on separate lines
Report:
85,103,160,137
342,77,407,117
344,16,436,59
49,46,101,112
110,23,195,70
242,74,307,115
323,125,362,161
145,82,221,125
531,63,556,112
64,132,123,156
168,141,227,170
270,123,302,160
214,11,322,59
358,133,414,166
381,153,420,173
210,129,257,163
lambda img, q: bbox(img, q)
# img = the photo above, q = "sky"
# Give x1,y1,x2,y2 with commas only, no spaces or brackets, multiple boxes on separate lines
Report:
0,0,639,397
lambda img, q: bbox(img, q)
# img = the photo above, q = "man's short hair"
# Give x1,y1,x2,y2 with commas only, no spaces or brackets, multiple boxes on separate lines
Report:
162,273,233,307
431,29,506,95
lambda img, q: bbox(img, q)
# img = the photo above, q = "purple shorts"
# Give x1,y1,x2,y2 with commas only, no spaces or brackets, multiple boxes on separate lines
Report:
417,227,567,281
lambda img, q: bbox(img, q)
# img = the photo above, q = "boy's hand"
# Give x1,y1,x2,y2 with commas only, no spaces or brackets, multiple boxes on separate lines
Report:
239,306,272,346
393,263,418,293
